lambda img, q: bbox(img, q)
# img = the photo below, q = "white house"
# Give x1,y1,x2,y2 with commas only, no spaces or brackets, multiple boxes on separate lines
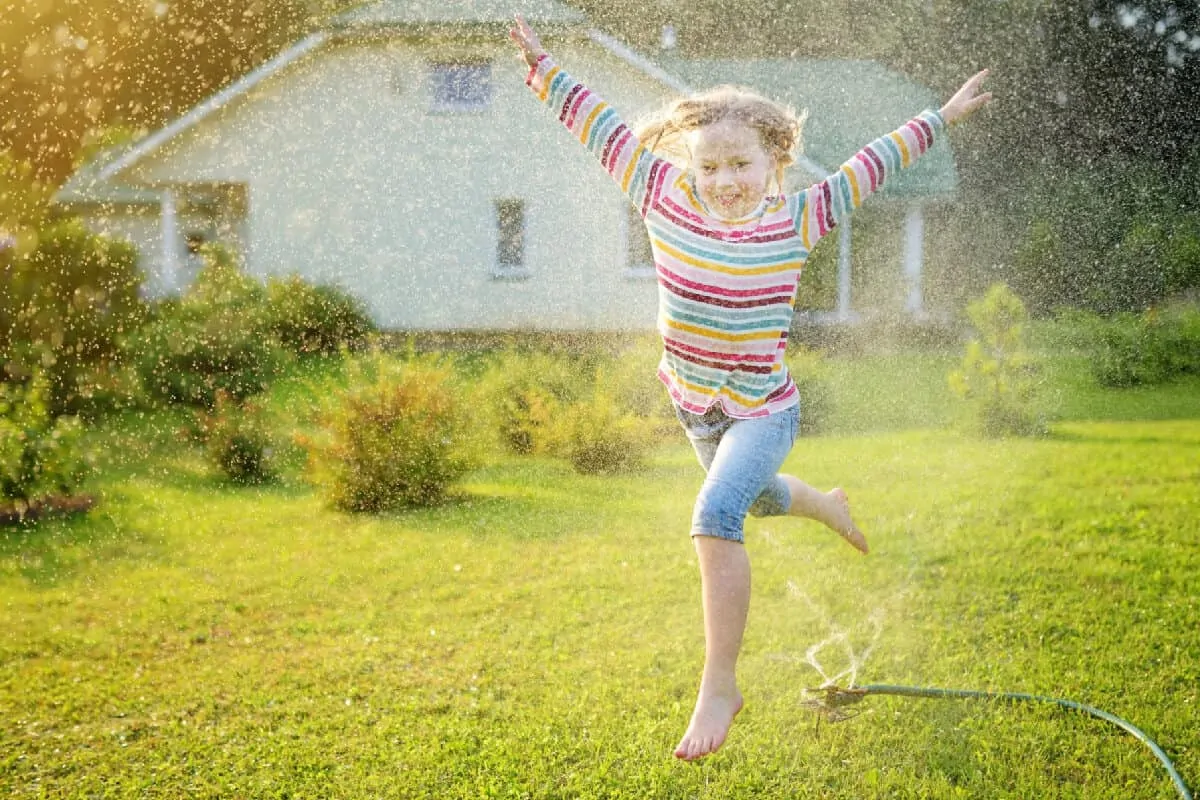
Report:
52,0,959,331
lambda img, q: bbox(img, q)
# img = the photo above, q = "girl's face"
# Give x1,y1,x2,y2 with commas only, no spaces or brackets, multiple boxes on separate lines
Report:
685,119,776,221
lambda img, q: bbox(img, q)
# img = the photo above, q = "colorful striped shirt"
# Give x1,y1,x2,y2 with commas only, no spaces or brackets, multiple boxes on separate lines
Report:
527,55,945,418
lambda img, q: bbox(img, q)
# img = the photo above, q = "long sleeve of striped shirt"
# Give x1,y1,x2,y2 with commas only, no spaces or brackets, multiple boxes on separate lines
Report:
794,110,946,250
525,55,680,217
525,55,945,418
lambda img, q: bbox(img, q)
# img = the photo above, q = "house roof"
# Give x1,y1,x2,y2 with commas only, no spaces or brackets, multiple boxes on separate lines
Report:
54,1,955,206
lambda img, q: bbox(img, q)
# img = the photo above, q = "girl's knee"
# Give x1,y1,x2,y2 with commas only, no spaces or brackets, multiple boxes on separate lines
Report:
747,477,791,518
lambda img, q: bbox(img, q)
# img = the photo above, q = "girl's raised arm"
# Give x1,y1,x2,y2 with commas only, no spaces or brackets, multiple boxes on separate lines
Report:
795,70,992,250
508,15,678,217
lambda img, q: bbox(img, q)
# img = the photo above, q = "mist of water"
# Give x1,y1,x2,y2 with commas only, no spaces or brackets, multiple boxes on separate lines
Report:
784,580,886,690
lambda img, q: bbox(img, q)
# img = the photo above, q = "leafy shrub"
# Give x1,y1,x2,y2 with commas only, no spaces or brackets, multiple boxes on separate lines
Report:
265,275,376,356
948,284,1045,437
0,219,144,415
549,370,655,475
70,359,147,416
194,392,276,484
133,243,284,408
786,347,833,436
0,372,90,512
302,353,478,511
1080,304,1200,387
606,336,676,438
1010,219,1070,317
1005,162,1200,315
475,349,588,455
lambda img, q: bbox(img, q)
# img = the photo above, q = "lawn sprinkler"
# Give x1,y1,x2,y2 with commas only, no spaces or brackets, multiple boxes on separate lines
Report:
799,682,1193,800
800,684,870,723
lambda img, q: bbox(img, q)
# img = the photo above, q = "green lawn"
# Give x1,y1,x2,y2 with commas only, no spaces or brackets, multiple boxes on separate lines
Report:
1,355,1198,798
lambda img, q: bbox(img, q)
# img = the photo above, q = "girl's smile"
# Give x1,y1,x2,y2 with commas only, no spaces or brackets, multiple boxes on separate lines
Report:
685,119,776,221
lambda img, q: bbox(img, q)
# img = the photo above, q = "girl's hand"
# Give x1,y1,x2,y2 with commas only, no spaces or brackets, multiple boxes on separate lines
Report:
509,15,546,67
940,69,993,125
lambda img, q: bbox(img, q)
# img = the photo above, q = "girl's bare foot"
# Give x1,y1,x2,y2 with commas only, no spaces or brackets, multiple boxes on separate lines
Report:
781,476,869,554
674,688,744,761
828,488,868,554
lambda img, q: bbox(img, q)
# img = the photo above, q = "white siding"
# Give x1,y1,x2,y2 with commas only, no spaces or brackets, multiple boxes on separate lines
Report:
123,37,670,331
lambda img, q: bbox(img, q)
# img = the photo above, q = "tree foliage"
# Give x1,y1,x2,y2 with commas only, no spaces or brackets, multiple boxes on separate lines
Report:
0,217,144,415
1,0,319,180
948,283,1045,437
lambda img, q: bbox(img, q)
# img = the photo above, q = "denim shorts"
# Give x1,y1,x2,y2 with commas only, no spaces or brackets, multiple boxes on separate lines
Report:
675,402,800,543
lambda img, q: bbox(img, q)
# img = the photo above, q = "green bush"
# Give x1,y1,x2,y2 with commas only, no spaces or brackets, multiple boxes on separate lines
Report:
0,372,90,511
1010,219,1071,317
476,349,588,455
132,244,284,408
549,370,655,475
605,336,676,438
194,392,276,484
1005,161,1200,315
302,353,478,511
786,347,833,436
948,284,1045,437
265,275,376,356
0,219,144,415
1081,304,1200,387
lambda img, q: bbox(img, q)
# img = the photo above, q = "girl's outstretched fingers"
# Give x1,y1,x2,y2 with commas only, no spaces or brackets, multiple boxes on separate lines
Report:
509,14,545,67
940,68,993,125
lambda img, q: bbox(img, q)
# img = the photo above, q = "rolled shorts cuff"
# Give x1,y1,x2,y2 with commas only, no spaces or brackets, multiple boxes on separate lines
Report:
689,525,745,544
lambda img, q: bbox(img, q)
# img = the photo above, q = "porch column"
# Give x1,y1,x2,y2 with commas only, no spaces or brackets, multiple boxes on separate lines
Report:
902,204,925,317
836,218,852,321
160,188,180,294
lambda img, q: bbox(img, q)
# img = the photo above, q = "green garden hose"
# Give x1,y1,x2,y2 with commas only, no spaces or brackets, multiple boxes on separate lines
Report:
804,683,1193,799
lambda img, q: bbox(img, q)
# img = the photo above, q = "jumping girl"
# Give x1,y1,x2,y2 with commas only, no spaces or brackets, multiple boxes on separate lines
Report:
509,14,992,761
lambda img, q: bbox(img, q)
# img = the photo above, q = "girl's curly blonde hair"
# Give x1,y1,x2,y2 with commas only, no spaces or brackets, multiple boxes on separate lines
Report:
636,85,807,188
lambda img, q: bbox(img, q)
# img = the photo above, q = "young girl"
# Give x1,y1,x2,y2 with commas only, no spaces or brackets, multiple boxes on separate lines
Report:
509,15,992,761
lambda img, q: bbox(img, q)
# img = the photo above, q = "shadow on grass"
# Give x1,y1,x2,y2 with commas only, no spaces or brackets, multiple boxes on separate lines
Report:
1,458,316,590
361,456,691,541
0,505,162,588
1045,421,1200,447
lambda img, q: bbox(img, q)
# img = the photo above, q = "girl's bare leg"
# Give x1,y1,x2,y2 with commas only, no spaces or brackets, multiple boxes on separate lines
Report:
781,475,869,554
674,535,749,761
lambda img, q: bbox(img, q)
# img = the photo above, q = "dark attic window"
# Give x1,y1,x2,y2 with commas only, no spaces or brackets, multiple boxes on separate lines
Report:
429,61,493,113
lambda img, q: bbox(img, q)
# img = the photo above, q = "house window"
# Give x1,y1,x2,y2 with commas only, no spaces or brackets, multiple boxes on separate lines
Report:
430,61,493,113
624,206,655,279
493,198,528,279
